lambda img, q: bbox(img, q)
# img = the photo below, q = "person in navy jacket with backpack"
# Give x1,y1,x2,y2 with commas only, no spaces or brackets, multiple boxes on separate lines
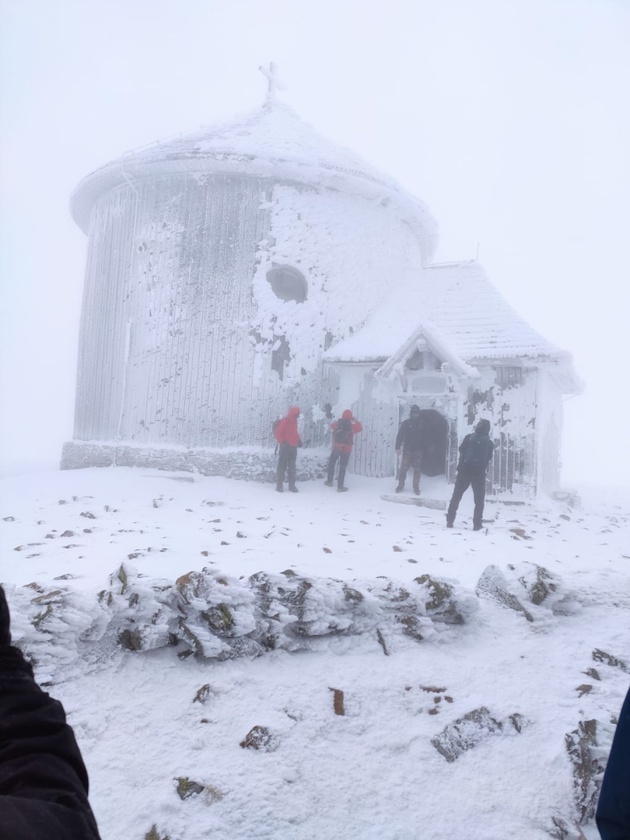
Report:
446,418,494,530
325,410,362,492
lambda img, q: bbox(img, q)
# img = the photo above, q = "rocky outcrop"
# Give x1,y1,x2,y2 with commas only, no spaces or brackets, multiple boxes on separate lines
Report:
432,706,528,762
476,562,581,622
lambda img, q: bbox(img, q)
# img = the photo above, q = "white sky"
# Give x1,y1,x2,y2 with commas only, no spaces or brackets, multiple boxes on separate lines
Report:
1,0,629,485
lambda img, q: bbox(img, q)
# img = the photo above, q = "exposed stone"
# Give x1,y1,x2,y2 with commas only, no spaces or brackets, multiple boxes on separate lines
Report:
118,628,145,651
343,585,364,603
399,615,424,641
432,707,504,762
414,574,465,624
565,719,605,823
239,725,278,752
518,563,557,605
549,816,588,839
376,628,389,655
145,825,170,840
193,684,211,704
202,604,234,633
476,565,534,622
32,590,64,605
583,668,601,681
175,776,204,800
115,563,129,595
592,648,628,672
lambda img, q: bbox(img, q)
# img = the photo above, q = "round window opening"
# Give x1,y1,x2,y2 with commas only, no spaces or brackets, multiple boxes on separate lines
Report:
267,266,307,303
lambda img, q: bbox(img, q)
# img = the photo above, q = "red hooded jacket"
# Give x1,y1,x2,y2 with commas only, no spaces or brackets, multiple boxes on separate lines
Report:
274,407,301,447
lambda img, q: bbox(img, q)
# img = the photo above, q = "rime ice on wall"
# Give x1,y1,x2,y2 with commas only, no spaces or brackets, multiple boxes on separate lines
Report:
251,185,424,386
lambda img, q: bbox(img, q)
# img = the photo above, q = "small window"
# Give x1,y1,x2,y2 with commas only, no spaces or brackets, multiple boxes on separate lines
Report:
496,367,523,390
405,349,442,372
267,266,307,303
406,349,424,370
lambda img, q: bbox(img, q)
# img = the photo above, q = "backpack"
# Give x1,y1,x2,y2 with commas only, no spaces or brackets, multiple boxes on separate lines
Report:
463,432,492,469
334,417,353,446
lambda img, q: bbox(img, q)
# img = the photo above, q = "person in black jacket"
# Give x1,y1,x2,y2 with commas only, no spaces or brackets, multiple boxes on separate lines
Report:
395,405,426,495
0,584,101,839
446,419,494,531
596,685,630,839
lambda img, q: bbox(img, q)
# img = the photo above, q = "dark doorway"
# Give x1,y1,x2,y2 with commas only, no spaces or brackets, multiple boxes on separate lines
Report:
419,409,448,476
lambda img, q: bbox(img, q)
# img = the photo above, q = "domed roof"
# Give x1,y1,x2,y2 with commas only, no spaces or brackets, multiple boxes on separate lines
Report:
71,99,438,261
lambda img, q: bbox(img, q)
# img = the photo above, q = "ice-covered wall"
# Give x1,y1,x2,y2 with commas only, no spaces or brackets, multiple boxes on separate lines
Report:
72,172,424,455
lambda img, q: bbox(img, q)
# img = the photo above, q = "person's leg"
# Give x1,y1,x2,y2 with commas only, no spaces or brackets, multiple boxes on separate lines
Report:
397,450,411,490
288,446,298,491
337,452,350,489
326,450,339,485
276,444,288,490
471,471,486,529
446,470,471,526
412,451,423,494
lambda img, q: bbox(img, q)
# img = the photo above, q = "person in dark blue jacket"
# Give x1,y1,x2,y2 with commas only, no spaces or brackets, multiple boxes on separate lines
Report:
395,405,426,495
596,685,630,839
0,584,101,839
446,419,494,530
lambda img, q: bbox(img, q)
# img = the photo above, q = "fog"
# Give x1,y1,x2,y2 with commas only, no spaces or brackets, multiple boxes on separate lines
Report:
1,0,629,485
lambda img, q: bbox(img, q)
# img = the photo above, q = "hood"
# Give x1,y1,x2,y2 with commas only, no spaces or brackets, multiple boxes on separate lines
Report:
288,406,301,419
342,410,353,420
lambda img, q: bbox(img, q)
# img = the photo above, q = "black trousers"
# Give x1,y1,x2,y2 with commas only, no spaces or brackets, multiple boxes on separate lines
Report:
327,449,350,488
276,443,298,488
447,466,487,527
398,449,423,491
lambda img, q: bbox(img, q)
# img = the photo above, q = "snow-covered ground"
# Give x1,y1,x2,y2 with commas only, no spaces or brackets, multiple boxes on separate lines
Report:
2,467,629,840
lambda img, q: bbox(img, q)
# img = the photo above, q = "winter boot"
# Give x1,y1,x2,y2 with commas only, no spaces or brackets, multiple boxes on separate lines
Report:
446,515,454,528
276,484,283,493
289,485,298,493
324,480,334,487
395,484,404,493
413,485,420,496
337,486,348,493
473,523,483,531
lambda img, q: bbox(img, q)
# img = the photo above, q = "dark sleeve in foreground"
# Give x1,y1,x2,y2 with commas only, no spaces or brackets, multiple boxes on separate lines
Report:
0,645,101,840
596,686,630,840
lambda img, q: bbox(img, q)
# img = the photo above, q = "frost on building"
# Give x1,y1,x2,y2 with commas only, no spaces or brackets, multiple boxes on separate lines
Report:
62,74,581,499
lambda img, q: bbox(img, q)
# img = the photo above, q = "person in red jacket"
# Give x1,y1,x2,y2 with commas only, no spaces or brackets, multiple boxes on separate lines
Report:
325,410,362,492
0,585,101,839
274,406,302,492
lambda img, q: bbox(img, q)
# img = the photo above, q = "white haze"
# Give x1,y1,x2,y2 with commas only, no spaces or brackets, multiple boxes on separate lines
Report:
1,0,629,487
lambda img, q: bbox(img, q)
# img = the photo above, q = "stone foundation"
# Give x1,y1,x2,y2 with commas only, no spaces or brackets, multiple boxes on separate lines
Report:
61,440,329,483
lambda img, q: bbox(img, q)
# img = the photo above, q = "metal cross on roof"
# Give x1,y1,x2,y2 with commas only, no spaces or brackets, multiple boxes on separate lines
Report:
259,62,286,104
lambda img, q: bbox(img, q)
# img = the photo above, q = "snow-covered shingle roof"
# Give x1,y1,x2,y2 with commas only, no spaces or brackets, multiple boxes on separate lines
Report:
326,261,581,390
70,102,438,261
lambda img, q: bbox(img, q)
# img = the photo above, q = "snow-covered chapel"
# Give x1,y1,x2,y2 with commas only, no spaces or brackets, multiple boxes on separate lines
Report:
62,68,581,499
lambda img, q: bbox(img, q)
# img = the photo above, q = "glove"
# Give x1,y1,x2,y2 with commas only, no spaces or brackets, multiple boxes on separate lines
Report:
0,585,11,646
297,440,303,448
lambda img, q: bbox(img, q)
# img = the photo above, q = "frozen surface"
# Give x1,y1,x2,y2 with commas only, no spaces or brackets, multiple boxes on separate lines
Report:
2,468,629,840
